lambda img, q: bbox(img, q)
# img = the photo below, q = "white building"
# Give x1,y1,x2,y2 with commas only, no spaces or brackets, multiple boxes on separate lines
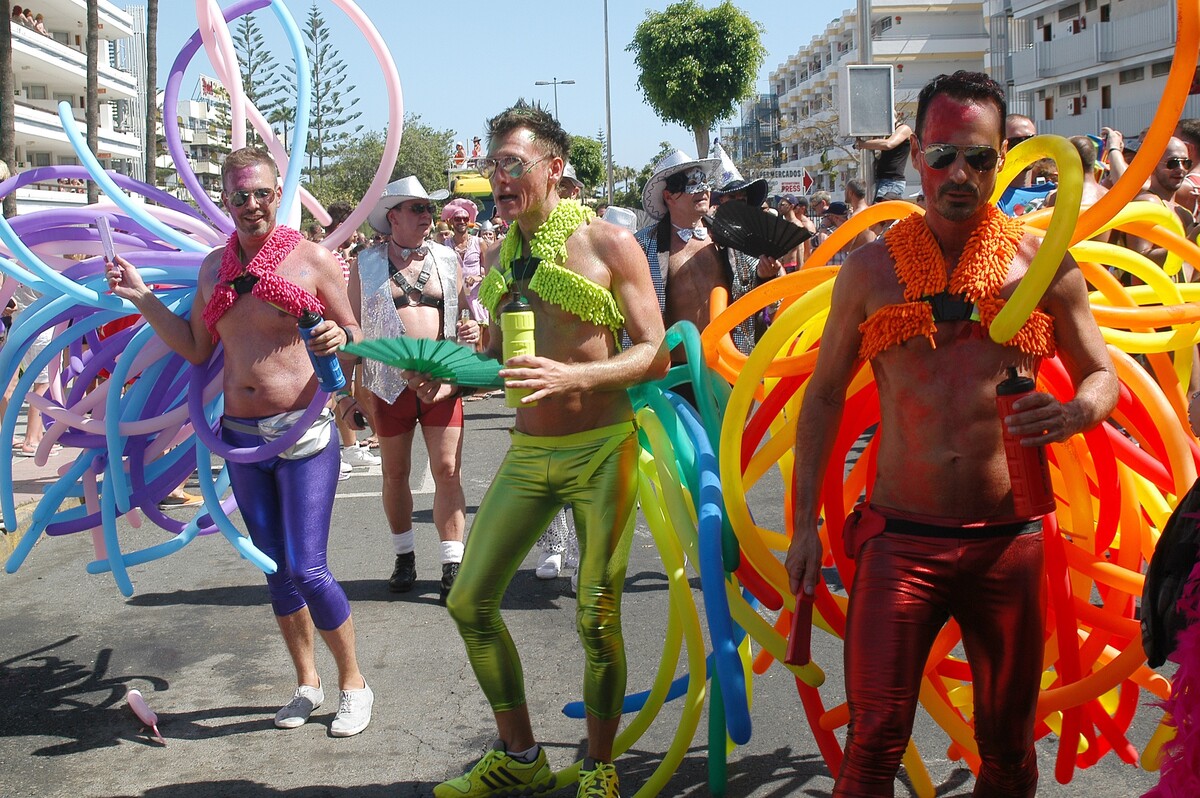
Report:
988,0,1194,141
768,2,988,194
154,79,233,203
9,0,141,212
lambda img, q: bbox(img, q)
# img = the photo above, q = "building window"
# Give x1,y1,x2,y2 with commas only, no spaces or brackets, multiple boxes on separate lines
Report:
26,85,48,101
1058,3,1081,21
1060,80,1081,96
30,152,52,167
1101,85,1112,108
53,93,74,107
1085,0,1097,9
1086,77,1099,91
1118,67,1144,84
1100,5,1111,22
1151,60,1172,78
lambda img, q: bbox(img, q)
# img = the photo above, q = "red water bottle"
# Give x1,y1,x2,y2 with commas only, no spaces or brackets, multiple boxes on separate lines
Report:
996,367,1056,517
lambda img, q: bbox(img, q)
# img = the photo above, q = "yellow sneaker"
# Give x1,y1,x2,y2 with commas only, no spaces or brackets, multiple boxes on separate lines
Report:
434,742,556,798
577,759,620,798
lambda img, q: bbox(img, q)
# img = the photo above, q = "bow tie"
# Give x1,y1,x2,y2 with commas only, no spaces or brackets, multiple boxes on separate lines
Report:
396,245,428,260
675,226,708,242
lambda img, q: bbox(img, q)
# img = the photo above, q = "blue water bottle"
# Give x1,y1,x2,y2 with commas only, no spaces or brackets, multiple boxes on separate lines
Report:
297,309,346,392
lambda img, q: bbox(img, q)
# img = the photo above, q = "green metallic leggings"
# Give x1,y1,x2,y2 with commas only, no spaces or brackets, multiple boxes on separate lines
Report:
446,421,639,720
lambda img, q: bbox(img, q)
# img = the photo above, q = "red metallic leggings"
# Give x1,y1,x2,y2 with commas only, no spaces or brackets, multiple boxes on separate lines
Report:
837,522,1045,797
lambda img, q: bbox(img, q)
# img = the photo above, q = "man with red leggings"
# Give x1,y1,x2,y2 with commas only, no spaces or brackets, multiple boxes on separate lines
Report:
785,71,1118,796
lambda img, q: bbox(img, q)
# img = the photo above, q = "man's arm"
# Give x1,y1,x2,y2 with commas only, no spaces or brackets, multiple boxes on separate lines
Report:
1123,194,1172,266
108,253,216,365
857,123,913,152
785,250,870,596
303,243,358,356
1005,247,1118,444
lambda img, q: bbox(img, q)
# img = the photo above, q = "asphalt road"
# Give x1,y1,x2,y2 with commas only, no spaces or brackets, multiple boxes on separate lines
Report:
0,396,1165,797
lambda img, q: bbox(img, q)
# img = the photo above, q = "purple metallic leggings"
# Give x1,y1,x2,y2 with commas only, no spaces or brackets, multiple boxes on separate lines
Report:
221,416,351,631
838,523,1045,797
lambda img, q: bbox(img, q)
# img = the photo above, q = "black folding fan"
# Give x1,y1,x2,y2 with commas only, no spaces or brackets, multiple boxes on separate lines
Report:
710,202,813,260
342,338,503,388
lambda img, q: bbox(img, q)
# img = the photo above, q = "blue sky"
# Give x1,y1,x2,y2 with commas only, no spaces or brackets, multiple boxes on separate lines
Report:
127,0,832,171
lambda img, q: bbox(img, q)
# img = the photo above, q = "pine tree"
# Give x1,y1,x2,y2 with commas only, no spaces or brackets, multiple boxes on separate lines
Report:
301,1,362,185
233,15,283,148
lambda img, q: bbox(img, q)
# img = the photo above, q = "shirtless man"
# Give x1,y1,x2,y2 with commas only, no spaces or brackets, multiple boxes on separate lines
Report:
420,102,668,798
634,150,783,361
350,177,478,602
1125,136,1199,267
107,147,373,737
785,71,1117,795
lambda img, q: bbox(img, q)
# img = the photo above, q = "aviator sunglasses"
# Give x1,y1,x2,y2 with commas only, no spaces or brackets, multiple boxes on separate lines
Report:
917,140,1001,172
479,155,549,180
1166,157,1194,170
227,187,276,207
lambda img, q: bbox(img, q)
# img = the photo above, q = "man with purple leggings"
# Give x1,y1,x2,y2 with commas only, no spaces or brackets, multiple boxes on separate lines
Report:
107,147,373,737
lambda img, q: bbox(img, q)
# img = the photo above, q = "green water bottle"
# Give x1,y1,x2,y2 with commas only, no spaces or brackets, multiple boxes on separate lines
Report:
500,296,536,408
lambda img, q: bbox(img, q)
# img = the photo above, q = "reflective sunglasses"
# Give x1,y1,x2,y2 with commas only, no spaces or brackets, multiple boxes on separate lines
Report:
1166,157,1194,170
664,168,712,195
227,187,275,207
919,141,1000,172
405,202,437,215
1006,135,1033,149
479,155,548,180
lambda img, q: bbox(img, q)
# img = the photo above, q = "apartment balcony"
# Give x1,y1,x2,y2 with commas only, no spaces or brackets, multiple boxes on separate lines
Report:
11,22,137,101
872,31,989,59
1098,2,1174,62
14,100,140,166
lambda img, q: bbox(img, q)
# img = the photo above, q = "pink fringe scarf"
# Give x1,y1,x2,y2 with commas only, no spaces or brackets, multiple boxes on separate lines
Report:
202,226,322,341
1144,559,1200,797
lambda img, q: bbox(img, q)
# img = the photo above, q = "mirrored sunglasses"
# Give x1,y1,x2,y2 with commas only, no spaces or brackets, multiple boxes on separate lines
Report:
1166,157,1193,170
227,188,275,207
479,155,548,180
919,142,1000,172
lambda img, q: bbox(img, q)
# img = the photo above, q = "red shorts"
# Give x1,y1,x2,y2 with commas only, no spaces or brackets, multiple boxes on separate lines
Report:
372,389,463,437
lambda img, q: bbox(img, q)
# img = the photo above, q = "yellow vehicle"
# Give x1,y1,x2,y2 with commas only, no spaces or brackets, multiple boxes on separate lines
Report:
447,160,495,218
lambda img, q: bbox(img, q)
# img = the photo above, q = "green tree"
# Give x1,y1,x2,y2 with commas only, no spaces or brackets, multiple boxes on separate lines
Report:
628,1,765,159
569,135,603,192
319,115,453,208
301,1,362,185
234,14,283,149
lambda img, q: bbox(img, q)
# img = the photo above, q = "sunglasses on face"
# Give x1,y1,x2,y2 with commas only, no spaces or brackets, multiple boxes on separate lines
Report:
227,187,275,207
479,155,548,180
1166,157,1194,170
405,203,437,215
1006,135,1033,149
918,141,1000,172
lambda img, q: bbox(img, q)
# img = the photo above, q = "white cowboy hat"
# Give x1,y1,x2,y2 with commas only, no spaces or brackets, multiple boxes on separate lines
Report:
368,176,451,234
641,149,720,220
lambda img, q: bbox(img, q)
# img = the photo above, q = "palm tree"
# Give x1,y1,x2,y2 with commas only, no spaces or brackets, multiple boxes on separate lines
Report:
1,15,16,217
86,0,99,204
145,0,158,187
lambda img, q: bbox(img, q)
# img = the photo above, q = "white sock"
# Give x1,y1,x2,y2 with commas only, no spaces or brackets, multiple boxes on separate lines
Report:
509,743,540,763
440,539,464,564
392,530,415,555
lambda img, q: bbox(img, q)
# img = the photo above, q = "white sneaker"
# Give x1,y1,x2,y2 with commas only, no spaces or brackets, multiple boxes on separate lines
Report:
330,682,373,737
338,459,352,481
535,550,562,579
342,444,380,467
275,683,324,729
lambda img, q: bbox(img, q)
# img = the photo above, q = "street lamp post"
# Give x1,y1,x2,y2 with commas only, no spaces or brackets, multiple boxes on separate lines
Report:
534,77,576,120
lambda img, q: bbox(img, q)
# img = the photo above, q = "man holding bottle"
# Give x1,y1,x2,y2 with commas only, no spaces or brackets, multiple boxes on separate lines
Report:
785,72,1117,795
106,147,373,737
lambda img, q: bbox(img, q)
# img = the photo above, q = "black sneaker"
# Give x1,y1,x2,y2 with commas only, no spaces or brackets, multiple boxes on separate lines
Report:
389,552,416,593
439,562,459,604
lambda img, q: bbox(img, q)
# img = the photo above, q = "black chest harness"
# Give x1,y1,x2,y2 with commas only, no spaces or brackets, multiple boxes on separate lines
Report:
389,255,444,310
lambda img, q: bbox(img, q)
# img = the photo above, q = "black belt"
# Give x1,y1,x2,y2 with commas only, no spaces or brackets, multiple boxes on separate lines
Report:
883,516,1043,539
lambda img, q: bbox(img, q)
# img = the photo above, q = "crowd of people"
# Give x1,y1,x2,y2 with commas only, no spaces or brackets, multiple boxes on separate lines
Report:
3,67,1197,797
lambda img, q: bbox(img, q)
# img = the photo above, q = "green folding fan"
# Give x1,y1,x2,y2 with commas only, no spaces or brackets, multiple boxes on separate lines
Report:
343,337,503,388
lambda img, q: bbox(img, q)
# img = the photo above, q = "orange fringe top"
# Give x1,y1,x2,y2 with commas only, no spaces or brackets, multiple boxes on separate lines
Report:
858,207,1056,361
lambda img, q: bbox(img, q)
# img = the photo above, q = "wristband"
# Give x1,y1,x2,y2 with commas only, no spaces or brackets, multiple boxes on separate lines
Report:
340,324,356,345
